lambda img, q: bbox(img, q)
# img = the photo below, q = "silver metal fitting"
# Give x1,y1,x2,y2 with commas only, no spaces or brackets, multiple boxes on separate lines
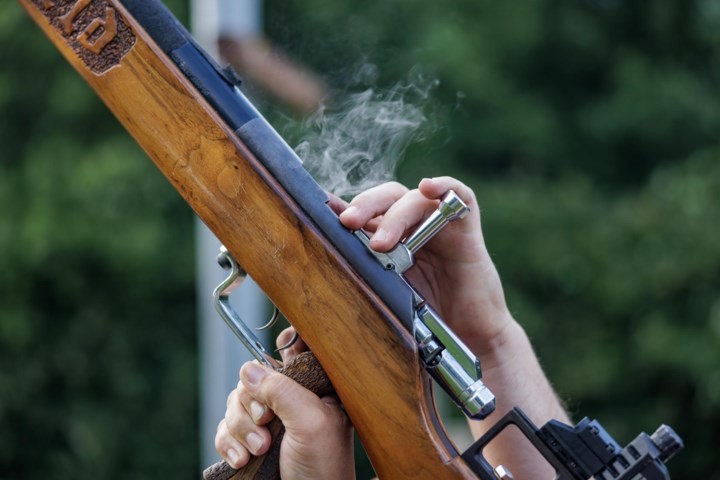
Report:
414,305,496,420
404,190,469,254
353,190,470,274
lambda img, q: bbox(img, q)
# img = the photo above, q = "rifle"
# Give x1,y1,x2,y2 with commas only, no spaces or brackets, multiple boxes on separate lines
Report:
19,1,684,479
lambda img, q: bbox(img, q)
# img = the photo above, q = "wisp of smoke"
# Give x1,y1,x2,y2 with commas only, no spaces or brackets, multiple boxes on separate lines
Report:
293,67,439,197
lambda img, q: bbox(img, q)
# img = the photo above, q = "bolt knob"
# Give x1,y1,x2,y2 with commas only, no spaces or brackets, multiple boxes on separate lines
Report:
404,190,469,253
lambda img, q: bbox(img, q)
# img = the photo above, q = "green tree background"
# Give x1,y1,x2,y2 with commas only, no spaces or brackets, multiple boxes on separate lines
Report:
2,0,719,478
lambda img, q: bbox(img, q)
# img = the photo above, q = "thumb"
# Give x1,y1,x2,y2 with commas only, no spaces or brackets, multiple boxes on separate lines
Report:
240,362,331,435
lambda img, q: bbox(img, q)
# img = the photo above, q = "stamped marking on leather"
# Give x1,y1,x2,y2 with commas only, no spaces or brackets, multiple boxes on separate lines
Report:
31,0,135,74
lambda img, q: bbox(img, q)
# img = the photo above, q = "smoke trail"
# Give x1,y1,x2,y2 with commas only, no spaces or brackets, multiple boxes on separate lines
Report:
292,66,439,197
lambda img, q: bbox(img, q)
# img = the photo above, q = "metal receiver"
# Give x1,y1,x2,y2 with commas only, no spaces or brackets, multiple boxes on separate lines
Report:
355,190,496,420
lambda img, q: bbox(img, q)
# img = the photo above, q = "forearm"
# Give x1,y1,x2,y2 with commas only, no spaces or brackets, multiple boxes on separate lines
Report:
467,316,569,478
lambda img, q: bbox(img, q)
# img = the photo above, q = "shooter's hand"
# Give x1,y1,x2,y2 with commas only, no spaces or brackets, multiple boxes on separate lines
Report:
333,177,568,479
333,176,511,358
214,329,355,480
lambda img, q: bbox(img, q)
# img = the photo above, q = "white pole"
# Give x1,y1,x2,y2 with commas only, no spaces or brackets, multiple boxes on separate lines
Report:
191,0,267,470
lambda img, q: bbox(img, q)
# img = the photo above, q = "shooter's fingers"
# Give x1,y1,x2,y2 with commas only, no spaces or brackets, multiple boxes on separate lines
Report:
240,362,349,440
327,193,348,215
224,384,274,457
417,177,480,232
276,327,308,363
230,375,277,427
369,189,438,252
339,182,408,230
215,418,251,468
329,192,384,232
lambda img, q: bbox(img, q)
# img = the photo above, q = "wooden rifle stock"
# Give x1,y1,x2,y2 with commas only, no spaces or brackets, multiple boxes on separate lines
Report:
19,0,478,478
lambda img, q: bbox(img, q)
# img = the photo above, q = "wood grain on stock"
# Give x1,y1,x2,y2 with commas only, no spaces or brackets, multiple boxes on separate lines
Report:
19,1,477,477
203,351,334,480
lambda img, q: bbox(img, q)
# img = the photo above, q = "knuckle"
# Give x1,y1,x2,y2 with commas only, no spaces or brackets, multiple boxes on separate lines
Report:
224,405,245,437
215,421,228,449
442,177,476,204
350,190,373,206
399,188,422,204
386,181,407,193
275,327,295,349
259,371,285,396
237,387,254,407
226,388,238,408
456,182,477,202
353,181,407,202
256,373,296,413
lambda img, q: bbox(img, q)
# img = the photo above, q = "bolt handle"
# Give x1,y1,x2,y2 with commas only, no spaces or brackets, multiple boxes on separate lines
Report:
404,190,469,254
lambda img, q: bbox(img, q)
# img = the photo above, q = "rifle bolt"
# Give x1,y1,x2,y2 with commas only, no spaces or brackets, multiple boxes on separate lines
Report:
404,190,469,254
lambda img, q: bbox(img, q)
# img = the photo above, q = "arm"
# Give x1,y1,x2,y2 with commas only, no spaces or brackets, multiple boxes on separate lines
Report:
339,176,569,478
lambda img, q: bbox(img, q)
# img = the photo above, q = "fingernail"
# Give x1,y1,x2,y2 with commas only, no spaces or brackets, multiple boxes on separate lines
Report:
371,228,387,243
227,448,242,468
247,432,264,454
249,400,265,422
339,205,357,218
243,362,267,388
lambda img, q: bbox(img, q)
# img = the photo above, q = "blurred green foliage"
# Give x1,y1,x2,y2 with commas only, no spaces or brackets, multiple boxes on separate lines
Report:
1,1,197,478
2,0,719,478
